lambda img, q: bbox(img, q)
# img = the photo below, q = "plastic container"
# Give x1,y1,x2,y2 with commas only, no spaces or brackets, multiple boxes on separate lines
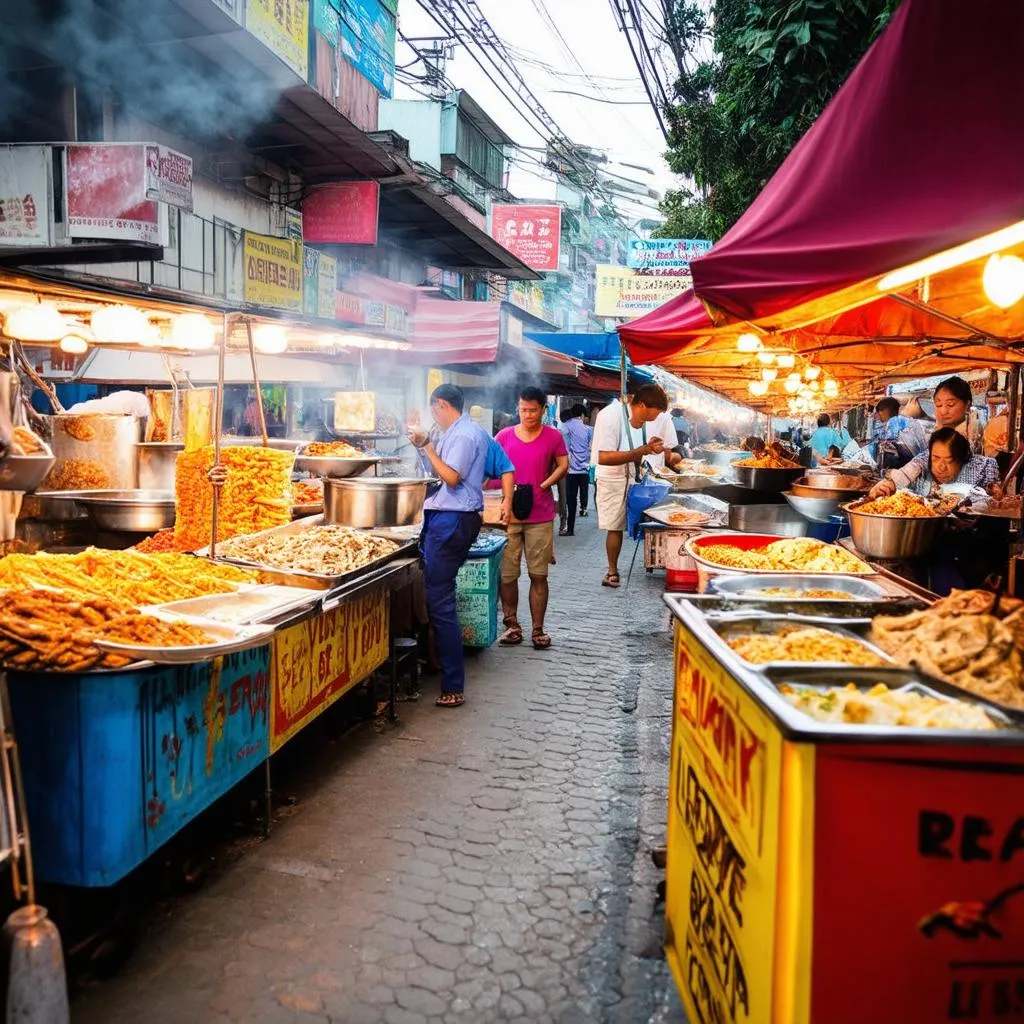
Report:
663,531,698,592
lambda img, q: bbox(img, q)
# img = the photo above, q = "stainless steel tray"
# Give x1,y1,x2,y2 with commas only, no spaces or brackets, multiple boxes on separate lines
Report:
294,455,379,478
711,573,886,602
644,500,725,529
0,453,55,493
150,585,321,625
93,613,274,664
204,515,419,590
58,489,176,533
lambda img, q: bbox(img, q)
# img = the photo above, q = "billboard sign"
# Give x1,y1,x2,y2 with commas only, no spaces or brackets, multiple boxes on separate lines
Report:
0,146,51,246
594,264,691,319
339,0,396,97
243,230,303,310
302,182,379,244
490,204,561,272
143,145,194,212
245,0,309,78
626,237,712,273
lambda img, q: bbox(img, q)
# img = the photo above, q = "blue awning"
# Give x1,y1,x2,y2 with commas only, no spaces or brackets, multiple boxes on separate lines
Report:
525,331,620,362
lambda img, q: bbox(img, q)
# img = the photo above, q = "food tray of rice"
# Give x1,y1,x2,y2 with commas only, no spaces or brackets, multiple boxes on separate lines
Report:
686,532,874,576
710,616,892,668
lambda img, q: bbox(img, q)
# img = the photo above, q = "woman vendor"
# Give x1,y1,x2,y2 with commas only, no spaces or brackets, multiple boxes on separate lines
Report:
868,429,1006,594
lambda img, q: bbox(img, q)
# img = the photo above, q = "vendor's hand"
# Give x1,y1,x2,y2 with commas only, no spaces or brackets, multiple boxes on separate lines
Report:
408,427,428,449
989,482,1006,500
645,437,665,455
869,479,896,499
207,464,228,487
499,501,511,525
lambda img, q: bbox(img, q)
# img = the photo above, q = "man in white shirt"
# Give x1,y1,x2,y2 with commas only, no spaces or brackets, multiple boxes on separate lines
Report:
591,384,681,588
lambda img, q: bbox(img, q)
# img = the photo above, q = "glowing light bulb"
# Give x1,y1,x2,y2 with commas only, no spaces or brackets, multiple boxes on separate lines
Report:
91,305,149,344
736,333,762,353
4,304,68,342
824,380,839,397
804,364,821,381
982,253,1024,308
252,324,288,354
59,334,88,354
776,352,795,369
747,379,769,396
784,378,800,394
171,313,215,351
756,350,775,366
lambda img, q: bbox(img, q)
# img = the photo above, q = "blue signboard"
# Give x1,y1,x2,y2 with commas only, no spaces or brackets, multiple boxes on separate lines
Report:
627,237,713,273
339,0,396,97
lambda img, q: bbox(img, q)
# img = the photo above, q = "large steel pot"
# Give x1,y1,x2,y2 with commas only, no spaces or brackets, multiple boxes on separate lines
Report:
71,490,176,533
694,447,745,469
782,490,842,523
790,476,870,501
44,414,140,491
731,464,804,492
841,502,944,559
728,503,809,536
324,477,433,528
136,442,183,491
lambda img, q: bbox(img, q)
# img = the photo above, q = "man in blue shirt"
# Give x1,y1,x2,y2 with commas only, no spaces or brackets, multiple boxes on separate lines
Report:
411,384,488,708
560,404,592,535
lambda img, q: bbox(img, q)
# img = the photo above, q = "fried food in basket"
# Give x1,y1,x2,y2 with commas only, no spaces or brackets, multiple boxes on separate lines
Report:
174,445,295,551
303,441,363,458
779,683,999,730
855,492,939,517
0,549,255,604
218,525,399,576
726,625,887,666
697,537,870,574
733,443,801,470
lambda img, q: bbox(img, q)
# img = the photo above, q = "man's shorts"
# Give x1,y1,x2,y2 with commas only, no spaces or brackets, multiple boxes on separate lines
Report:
502,521,554,581
596,477,629,532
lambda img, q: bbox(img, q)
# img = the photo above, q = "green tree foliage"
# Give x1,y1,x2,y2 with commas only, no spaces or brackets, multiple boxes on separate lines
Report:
657,0,899,240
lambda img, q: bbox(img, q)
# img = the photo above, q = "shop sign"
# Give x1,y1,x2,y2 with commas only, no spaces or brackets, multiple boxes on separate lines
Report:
243,230,303,311
384,304,408,334
666,621,783,1024
270,591,388,752
303,245,320,315
490,203,561,272
338,0,396,96
365,300,385,327
65,144,163,245
507,281,549,321
244,0,309,78
627,237,712,273
317,253,337,319
312,0,340,45
303,181,379,244
142,645,270,845
143,145,194,212
0,145,51,246
594,263,691,319
285,206,303,241
336,291,366,324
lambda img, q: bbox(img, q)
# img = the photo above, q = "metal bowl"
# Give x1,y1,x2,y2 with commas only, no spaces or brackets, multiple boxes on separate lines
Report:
711,573,886,602
804,470,871,492
72,489,176,533
0,453,56,493
294,455,378,479
324,477,433,528
728,503,809,536
841,501,944,559
782,490,843,523
694,447,745,469
731,464,804,492
790,477,870,500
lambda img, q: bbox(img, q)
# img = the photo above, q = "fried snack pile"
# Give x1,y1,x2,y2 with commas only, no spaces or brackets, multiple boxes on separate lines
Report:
0,590,211,672
0,549,255,604
753,587,856,600
303,441,363,458
42,459,110,491
698,537,870,574
174,445,294,551
779,683,999,730
733,443,801,470
726,625,886,666
218,525,399,576
871,589,1024,708
293,480,324,506
134,528,191,554
856,492,939,518
11,427,45,455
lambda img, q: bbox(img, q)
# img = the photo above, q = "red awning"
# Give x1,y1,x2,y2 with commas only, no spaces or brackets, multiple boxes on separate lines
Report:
686,0,1024,324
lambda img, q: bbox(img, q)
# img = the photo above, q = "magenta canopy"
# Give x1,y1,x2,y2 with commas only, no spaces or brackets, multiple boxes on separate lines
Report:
626,0,1024,343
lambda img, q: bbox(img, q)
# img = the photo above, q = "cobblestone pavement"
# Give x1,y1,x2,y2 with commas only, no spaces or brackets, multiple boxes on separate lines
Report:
73,517,686,1024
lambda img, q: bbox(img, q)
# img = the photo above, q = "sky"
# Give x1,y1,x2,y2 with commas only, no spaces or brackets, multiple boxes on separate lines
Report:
393,0,677,225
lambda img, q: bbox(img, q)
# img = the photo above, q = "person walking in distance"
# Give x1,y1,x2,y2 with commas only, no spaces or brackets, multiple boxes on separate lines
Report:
560,403,592,535
592,384,682,588
410,384,488,708
495,387,569,649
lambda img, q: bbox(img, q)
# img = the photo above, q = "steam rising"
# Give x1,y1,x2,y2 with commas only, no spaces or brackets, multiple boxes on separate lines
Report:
0,0,279,139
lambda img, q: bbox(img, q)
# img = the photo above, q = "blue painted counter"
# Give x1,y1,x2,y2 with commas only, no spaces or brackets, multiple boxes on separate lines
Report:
8,645,271,887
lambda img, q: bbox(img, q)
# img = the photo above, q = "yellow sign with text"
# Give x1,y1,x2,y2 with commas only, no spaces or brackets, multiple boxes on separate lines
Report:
243,230,303,311
245,0,309,78
270,590,389,752
594,263,692,319
665,619,784,1024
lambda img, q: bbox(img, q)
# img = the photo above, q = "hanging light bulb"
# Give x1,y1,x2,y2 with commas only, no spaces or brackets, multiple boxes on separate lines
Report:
808,379,820,393
4,303,68,342
982,253,1024,308
761,367,778,382
776,352,796,369
252,323,288,354
736,333,762,353
91,305,149,344
170,313,216,351
756,350,775,366
58,333,88,354
804,364,821,381
747,379,769,396
823,379,839,397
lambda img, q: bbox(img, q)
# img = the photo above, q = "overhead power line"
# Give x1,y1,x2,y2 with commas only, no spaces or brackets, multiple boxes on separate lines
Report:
607,0,670,140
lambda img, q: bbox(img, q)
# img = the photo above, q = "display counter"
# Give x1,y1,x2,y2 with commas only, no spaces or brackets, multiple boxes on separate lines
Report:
665,595,1024,1024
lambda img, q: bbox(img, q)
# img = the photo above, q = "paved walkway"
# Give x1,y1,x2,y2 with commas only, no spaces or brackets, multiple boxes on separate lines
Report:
73,516,685,1024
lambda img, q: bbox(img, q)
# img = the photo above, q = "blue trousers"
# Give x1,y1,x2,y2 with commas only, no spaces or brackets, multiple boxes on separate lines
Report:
421,510,481,694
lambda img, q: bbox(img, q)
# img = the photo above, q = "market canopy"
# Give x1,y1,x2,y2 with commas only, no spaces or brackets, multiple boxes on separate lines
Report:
619,0,1024,404
525,332,620,363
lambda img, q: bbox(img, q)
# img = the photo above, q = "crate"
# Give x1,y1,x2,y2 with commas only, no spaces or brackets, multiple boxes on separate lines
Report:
456,588,499,647
456,556,497,593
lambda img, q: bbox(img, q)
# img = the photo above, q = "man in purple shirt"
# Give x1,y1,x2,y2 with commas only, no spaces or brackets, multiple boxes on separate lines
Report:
560,403,592,536
411,384,488,708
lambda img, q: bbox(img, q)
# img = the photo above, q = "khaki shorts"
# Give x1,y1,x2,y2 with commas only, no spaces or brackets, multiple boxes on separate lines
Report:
596,477,629,532
502,521,554,580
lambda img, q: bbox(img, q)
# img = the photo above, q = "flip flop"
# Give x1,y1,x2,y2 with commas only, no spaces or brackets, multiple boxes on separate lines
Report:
531,630,552,650
435,693,465,708
602,571,621,588
499,624,523,646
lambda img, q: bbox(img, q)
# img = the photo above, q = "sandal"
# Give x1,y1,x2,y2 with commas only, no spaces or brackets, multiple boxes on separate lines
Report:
531,629,552,650
602,571,621,589
435,692,465,708
499,623,523,646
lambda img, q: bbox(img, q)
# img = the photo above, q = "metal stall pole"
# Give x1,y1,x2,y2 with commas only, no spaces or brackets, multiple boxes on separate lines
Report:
244,321,269,448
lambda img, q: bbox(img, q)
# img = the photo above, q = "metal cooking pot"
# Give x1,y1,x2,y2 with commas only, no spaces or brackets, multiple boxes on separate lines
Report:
45,414,140,491
728,503,809,537
731,464,804,493
805,470,871,491
790,477,870,500
70,490,176,533
324,477,433,528
782,490,842,523
841,502,944,559
136,442,183,491
694,447,745,469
